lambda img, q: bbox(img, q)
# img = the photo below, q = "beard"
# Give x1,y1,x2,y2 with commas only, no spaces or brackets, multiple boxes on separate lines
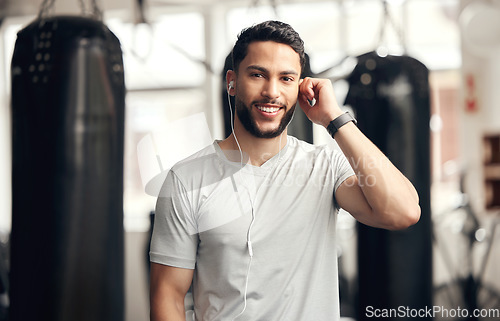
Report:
235,97,295,139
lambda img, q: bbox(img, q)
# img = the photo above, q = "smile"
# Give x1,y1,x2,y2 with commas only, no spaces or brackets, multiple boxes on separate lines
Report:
256,105,282,113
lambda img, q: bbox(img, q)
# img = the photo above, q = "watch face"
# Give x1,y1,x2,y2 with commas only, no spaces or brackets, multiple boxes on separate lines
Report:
327,122,337,137
328,112,356,137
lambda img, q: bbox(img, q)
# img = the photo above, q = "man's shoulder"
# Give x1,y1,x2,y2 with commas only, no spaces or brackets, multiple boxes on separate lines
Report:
288,135,336,158
171,142,219,175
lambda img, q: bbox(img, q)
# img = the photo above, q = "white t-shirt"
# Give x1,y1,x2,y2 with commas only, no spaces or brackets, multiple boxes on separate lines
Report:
150,136,355,321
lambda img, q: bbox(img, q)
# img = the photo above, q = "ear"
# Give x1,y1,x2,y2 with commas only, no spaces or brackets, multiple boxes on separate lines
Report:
226,70,236,95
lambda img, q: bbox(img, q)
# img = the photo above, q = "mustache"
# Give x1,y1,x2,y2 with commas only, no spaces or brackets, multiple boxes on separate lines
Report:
251,99,286,108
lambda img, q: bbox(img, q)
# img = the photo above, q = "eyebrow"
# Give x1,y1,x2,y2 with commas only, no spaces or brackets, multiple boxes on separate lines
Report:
246,65,299,76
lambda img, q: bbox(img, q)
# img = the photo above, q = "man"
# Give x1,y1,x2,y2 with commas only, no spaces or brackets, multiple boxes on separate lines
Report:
150,20,420,321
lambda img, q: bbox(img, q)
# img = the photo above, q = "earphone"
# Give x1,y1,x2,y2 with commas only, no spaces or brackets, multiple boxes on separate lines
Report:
226,78,255,320
227,77,293,320
226,79,242,169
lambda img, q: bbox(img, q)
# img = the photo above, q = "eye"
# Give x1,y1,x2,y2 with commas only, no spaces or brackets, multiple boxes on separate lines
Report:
282,76,295,82
251,73,264,78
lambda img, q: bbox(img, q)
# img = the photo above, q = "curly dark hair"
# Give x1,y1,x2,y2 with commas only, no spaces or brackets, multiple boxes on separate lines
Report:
231,20,306,76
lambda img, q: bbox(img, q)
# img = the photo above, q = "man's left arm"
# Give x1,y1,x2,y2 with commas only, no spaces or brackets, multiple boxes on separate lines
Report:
298,77,420,230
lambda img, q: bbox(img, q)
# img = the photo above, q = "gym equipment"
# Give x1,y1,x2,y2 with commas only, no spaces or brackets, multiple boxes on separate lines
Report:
346,51,433,320
10,7,125,321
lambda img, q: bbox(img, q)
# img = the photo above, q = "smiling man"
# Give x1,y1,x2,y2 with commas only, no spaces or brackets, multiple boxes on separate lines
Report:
229,41,299,141
150,21,421,321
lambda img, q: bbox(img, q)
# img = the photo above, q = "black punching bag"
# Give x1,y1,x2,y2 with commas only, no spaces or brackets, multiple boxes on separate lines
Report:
10,15,125,321
345,52,432,320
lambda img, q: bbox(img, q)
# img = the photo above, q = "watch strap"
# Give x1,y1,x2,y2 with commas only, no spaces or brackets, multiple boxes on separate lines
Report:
327,112,357,138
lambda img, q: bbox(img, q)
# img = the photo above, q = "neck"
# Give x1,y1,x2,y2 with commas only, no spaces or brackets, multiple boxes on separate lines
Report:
219,122,287,167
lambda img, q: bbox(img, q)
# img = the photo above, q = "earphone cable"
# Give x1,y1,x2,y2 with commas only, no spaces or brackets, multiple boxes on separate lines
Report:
227,89,295,320
232,255,253,320
227,90,244,169
227,89,254,320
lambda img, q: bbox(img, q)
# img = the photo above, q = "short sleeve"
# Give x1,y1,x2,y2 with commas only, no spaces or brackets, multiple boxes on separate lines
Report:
149,170,199,269
331,149,355,193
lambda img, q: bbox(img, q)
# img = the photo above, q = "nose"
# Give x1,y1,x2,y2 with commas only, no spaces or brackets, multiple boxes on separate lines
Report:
261,79,280,100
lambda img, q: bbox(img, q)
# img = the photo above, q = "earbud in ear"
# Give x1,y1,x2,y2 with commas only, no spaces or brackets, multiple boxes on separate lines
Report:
228,81,234,90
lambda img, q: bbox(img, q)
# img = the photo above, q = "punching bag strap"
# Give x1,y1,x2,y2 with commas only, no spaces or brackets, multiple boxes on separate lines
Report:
37,0,103,22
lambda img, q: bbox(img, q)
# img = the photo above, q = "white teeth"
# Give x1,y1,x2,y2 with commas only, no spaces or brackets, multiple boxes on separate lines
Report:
257,106,280,113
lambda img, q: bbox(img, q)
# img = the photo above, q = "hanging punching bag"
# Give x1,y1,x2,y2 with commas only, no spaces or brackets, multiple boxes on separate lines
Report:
10,10,125,321
345,52,432,320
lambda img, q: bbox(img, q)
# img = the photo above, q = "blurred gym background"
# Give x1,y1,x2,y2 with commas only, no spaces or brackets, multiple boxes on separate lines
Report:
0,0,499,320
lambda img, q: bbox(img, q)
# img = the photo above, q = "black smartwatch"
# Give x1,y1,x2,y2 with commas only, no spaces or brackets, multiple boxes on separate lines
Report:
326,111,357,138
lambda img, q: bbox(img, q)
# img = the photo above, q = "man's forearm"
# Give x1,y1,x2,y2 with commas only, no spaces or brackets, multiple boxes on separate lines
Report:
333,121,420,228
297,77,420,228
